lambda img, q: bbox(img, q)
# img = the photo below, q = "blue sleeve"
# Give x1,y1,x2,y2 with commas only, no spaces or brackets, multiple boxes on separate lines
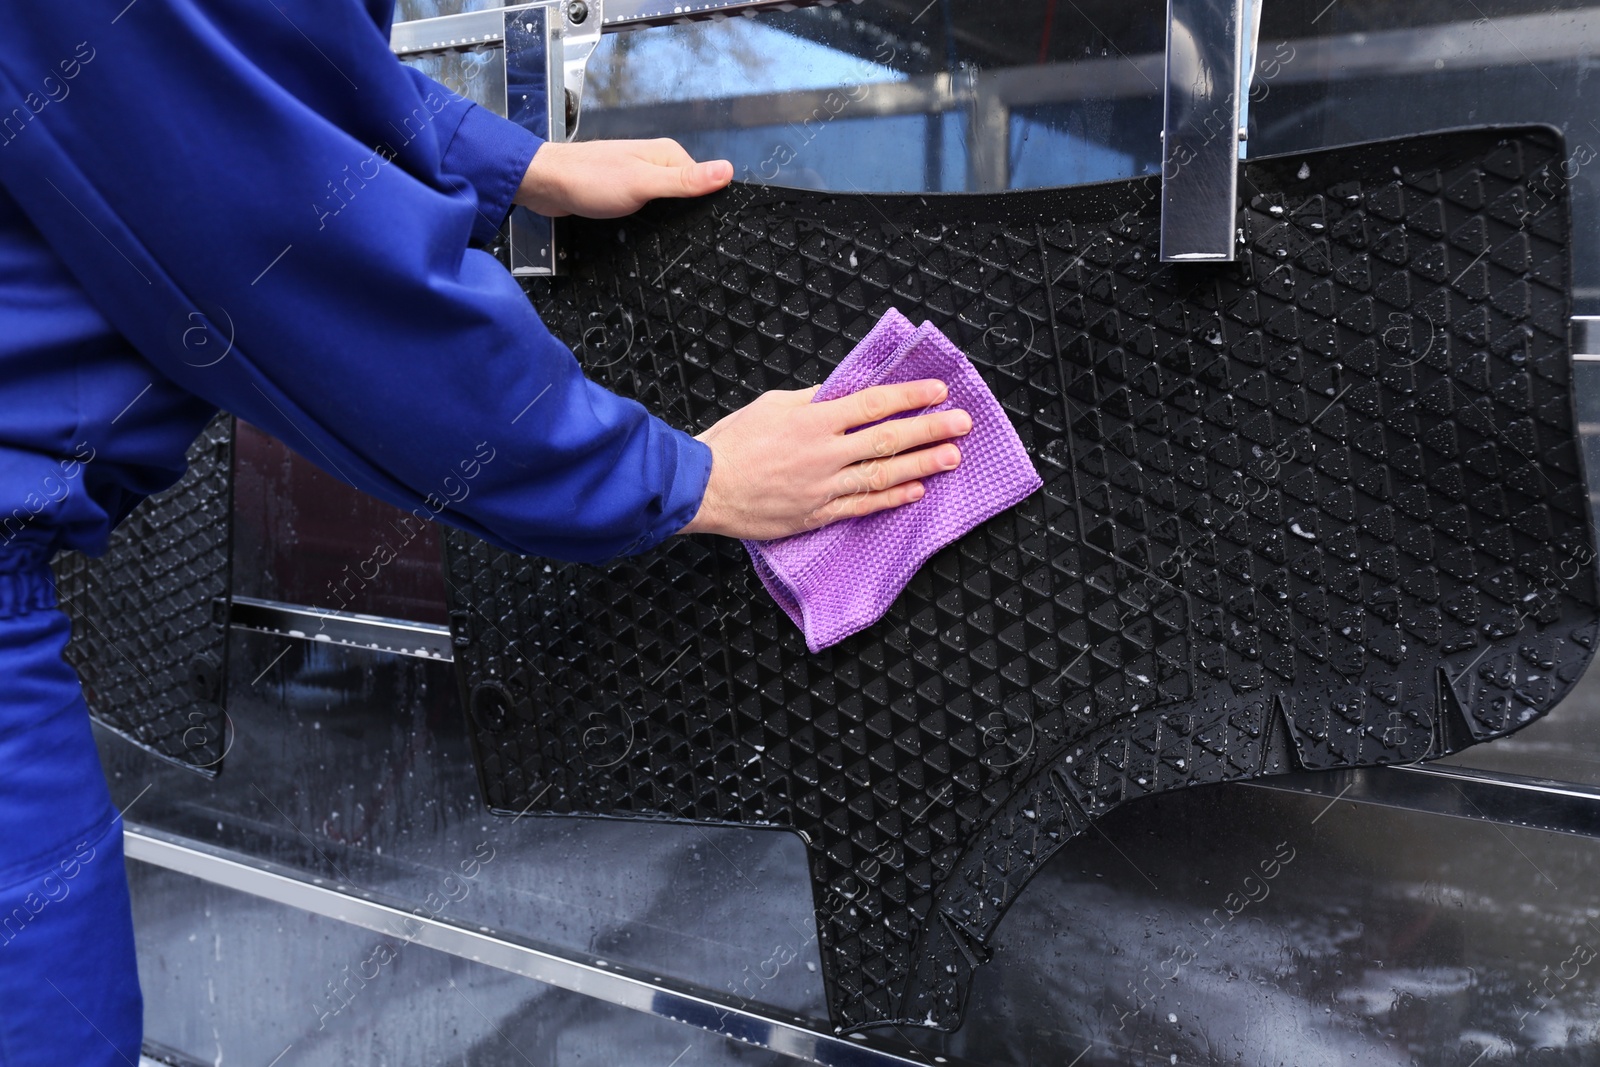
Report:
398,65,547,246
0,0,710,564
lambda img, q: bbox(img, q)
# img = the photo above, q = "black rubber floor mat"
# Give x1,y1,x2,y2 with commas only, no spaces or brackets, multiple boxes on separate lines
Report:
442,127,1597,1032
53,414,234,775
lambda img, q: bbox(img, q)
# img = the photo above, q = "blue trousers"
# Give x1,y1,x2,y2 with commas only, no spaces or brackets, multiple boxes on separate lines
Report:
0,560,142,1066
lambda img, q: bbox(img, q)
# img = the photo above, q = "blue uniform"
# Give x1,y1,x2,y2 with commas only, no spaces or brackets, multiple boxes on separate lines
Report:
0,1,713,1061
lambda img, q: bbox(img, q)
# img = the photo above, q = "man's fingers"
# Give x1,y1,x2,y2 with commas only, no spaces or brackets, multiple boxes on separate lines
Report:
842,409,971,464
806,481,927,529
834,444,961,497
823,379,948,433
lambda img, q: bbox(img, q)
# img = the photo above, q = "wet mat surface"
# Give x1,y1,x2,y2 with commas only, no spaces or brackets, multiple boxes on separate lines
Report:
442,128,1597,1032
54,414,233,775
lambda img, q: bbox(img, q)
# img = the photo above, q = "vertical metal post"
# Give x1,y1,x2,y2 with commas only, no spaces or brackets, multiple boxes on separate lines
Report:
967,72,1011,192
1236,0,1263,161
1159,0,1248,261
504,4,559,275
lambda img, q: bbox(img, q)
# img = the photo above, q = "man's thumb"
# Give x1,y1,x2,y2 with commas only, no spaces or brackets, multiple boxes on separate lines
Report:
677,159,734,198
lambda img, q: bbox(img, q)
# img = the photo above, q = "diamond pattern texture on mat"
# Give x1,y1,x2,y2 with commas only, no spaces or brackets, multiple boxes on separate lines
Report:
53,414,233,775
442,129,1596,1033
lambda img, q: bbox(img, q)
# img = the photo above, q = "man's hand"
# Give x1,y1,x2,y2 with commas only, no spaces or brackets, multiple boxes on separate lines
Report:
514,138,734,219
678,380,972,541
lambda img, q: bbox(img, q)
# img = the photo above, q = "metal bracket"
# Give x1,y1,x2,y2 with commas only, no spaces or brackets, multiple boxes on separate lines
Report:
560,0,606,141
1575,315,1600,359
1236,0,1263,161
393,0,857,274
1160,0,1263,261
504,2,564,275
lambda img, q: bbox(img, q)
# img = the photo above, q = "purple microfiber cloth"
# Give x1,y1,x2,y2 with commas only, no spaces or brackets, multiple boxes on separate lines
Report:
743,308,1044,653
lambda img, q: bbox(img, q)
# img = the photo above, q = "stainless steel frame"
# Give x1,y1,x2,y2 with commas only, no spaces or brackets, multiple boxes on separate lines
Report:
398,0,1585,267
569,11,1600,191
125,824,977,1067
392,2,569,274
229,596,455,662
391,0,857,274
1246,764,1600,841
389,0,862,52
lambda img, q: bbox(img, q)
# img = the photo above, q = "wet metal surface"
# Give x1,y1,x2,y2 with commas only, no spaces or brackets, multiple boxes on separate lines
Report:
126,826,955,1067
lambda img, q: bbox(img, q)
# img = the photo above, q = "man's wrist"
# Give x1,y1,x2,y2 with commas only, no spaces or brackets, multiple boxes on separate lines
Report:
513,141,567,217
676,441,721,537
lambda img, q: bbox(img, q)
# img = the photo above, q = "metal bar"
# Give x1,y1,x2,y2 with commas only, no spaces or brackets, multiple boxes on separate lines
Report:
1575,315,1600,356
229,596,454,662
396,6,1600,79
569,12,1600,134
1244,764,1600,839
1235,0,1262,160
141,1043,210,1067
579,72,964,141
391,0,854,54
989,53,1160,109
1160,0,1247,262
1008,6,1598,95
123,825,975,1067
966,70,1010,192
1260,9,1598,82
601,0,856,30
391,8,509,55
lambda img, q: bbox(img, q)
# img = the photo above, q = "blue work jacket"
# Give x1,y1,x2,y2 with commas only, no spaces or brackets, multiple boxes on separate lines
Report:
0,0,713,569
